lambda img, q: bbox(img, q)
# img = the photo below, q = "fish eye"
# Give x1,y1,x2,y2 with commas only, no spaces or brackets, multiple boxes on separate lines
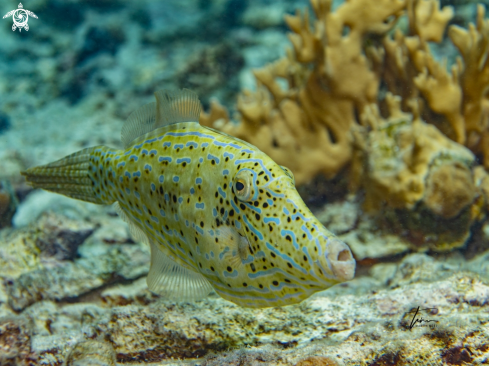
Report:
235,180,245,192
233,170,253,202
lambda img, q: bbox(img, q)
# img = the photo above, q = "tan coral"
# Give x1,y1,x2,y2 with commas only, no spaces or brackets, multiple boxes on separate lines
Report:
449,5,489,165
201,0,489,231
202,0,406,184
424,161,475,219
407,0,454,43
354,93,475,218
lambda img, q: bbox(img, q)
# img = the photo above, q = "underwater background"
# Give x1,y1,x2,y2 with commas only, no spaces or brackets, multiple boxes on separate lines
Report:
1,0,489,365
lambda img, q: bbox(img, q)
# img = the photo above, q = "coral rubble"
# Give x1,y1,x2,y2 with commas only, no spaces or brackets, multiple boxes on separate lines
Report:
8,252,489,365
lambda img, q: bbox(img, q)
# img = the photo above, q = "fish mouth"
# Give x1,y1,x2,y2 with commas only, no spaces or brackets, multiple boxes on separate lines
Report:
320,237,356,282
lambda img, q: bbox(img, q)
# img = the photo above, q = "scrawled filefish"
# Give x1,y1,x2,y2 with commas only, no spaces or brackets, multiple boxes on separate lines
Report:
22,89,355,308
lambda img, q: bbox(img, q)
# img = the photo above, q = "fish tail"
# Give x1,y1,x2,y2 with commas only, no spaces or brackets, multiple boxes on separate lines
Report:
22,146,113,205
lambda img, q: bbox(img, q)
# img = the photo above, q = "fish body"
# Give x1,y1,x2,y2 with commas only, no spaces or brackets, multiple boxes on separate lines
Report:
23,90,355,308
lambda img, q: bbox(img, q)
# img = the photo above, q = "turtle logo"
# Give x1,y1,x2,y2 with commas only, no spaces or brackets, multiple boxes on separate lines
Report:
3,3,38,32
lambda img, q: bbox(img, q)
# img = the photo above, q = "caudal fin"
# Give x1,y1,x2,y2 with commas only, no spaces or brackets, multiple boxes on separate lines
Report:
22,147,106,204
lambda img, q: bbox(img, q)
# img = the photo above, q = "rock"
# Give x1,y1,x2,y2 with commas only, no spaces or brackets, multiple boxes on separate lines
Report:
6,262,104,311
1,211,149,311
0,180,18,229
424,161,476,219
1,248,488,365
65,340,116,366
12,190,102,227
0,316,37,366
295,357,339,366
34,212,95,261
100,277,158,307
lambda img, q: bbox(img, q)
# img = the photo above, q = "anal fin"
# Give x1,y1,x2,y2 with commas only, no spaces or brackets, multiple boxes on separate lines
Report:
147,240,214,301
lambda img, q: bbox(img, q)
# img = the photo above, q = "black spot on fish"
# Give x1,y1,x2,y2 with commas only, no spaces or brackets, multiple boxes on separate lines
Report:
263,203,268,208
227,266,232,272
287,262,292,269
284,278,290,283
240,203,246,210
255,213,260,220
172,195,177,203
253,201,259,207
287,217,291,223
211,266,215,271
250,263,256,272
243,282,247,287
271,252,276,258
259,284,263,289
200,221,204,228
285,235,292,242
229,209,234,217
272,281,278,286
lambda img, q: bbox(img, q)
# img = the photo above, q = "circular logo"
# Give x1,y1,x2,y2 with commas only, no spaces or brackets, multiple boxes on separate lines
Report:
13,9,28,28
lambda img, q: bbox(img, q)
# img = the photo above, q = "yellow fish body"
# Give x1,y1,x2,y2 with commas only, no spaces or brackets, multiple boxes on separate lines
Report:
22,90,355,308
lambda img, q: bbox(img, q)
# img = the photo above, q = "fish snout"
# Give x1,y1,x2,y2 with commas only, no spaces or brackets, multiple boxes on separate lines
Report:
323,237,356,282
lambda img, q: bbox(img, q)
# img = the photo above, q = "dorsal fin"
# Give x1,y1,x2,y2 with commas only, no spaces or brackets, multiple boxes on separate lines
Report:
154,89,202,128
121,102,156,149
120,89,202,148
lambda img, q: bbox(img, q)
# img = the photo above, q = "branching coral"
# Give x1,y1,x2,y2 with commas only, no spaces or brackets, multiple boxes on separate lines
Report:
449,5,489,165
203,0,406,185
201,0,489,227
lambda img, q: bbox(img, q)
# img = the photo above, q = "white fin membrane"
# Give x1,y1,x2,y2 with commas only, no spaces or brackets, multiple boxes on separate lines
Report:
114,202,213,301
154,89,202,128
121,102,157,149
113,202,150,243
147,241,214,301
